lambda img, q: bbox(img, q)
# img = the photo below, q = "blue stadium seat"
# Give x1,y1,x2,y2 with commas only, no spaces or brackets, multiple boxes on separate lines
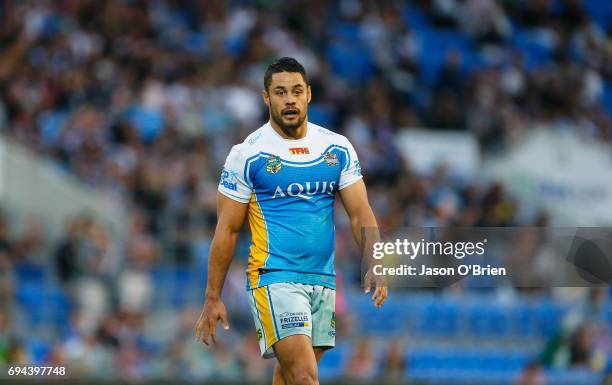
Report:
326,41,375,84
47,285,71,328
347,294,413,336
602,82,612,115
16,281,71,332
178,32,206,54
415,301,459,335
415,29,473,86
125,106,165,143
583,0,612,29
17,283,46,327
150,266,200,309
511,29,554,70
546,368,604,385
406,347,534,384
330,21,361,44
26,340,51,365
13,263,46,284
308,103,335,129
224,34,246,57
467,305,511,337
401,5,431,30
318,343,351,380
534,302,564,338
170,267,197,308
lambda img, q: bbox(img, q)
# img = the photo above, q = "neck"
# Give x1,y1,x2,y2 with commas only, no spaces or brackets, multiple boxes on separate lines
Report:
270,118,308,140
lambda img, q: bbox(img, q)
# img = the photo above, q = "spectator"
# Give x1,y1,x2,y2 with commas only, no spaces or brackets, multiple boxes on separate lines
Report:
345,339,377,380
515,361,547,385
381,340,406,381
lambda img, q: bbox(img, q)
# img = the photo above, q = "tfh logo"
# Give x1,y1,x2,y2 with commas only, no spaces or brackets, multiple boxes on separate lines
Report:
289,147,310,155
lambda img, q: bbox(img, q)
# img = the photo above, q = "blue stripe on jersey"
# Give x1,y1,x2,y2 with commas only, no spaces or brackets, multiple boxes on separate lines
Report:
244,144,350,183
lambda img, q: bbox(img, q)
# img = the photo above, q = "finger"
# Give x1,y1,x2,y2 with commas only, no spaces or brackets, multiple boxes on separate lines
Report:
371,285,384,300
372,287,380,301
220,311,230,331
371,287,384,307
376,287,389,308
202,318,211,345
209,317,217,344
371,286,382,302
363,273,372,293
194,320,202,341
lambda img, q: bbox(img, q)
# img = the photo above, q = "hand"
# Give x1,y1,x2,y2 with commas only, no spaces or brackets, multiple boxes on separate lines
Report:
194,297,230,345
363,267,388,308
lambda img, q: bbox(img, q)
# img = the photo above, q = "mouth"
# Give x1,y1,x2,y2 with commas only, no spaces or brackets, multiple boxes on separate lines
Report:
282,109,299,119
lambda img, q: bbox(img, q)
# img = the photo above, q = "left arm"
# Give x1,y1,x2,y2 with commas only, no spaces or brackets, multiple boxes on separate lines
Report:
338,179,388,308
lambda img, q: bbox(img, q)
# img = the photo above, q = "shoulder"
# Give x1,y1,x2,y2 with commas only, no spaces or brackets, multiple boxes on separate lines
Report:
310,122,337,138
309,122,352,145
309,123,356,154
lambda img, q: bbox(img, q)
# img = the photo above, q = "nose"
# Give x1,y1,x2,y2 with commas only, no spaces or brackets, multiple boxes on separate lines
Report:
285,94,297,105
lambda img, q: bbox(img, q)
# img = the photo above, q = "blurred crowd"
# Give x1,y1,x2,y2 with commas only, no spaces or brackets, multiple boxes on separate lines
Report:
0,0,611,382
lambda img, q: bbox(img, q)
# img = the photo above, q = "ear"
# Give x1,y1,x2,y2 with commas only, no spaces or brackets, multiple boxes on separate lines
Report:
307,85,312,104
262,89,270,107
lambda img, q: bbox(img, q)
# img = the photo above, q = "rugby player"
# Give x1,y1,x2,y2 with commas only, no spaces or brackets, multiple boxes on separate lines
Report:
195,57,387,385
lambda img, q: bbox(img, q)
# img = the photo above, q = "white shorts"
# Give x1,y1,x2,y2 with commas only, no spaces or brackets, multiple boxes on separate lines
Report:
247,282,336,358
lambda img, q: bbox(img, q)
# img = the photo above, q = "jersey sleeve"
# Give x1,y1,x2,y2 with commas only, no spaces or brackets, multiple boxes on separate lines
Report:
339,139,363,190
218,145,252,203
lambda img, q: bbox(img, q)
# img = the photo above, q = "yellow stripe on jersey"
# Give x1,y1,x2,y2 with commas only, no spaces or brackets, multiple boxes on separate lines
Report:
253,286,277,349
248,192,268,289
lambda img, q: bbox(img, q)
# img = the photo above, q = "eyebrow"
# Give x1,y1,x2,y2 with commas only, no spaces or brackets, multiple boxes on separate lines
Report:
273,84,305,90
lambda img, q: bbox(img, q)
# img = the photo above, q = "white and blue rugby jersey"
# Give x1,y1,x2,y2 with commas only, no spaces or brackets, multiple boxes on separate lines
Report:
218,121,362,290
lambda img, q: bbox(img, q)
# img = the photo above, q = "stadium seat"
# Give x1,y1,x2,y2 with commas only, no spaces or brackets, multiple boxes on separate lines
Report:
406,346,536,384
583,0,612,29
26,340,51,365
402,5,431,31
511,29,554,70
13,263,46,284
318,342,352,380
602,82,612,115
466,305,511,337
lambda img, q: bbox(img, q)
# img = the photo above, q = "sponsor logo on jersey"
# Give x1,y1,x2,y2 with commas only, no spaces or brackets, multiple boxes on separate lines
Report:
353,160,362,176
289,147,310,155
256,328,263,340
219,168,238,191
248,132,263,145
272,181,336,200
266,155,282,174
331,312,336,329
324,152,338,166
278,312,310,329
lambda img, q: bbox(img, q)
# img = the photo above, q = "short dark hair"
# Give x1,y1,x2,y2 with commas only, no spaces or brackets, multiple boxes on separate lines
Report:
264,57,309,91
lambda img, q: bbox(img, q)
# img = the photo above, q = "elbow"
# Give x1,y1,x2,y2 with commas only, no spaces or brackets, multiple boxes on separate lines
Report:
350,215,362,230
353,207,377,229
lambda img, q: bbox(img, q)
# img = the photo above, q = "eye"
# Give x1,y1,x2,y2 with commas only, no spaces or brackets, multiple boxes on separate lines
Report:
275,90,285,96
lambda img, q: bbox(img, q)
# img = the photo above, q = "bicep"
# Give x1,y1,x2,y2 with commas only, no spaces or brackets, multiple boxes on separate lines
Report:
216,192,249,233
338,179,370,219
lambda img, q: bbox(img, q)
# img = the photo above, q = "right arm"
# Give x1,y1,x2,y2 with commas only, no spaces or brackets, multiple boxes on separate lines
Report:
194,192,248,345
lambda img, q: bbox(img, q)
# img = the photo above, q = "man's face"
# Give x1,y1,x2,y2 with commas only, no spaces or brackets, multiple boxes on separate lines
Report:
263,72,311,134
